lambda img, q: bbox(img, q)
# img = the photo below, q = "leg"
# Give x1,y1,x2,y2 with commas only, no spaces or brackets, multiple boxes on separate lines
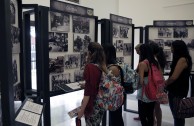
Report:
154,102,162,126
168,93,185,126
85,103,105,126
109,106,124,126
138,100,148,126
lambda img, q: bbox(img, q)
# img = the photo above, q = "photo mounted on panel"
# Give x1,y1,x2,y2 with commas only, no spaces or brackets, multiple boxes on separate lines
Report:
116,57,124,64
49,56,64,73
74,70,84,82
50,11,70,32
120,26,129,38
80,51,87,70
73,15,90,34
12,58,18,85
50,73,71,91
73,34,92,52
113,23,120,38
164,49,172,61
123,43,132,56
11,25,20,53
158,27,173,38
64,54,80,69
13,83,22,101
49,32,68,52
173,27,188,38
113,40,123,52
164,61,172,73
10,0,18,27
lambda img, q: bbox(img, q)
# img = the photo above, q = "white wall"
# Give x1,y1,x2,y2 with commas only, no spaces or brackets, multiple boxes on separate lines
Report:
22,0,118,19
118,0,194,27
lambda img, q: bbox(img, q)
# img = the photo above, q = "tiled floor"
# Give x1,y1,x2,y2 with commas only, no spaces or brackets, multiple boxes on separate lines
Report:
50,90,176,126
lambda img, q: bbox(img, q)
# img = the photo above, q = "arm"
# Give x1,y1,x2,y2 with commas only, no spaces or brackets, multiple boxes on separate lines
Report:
108,65,120,77
165,57,188,86
78,96,90,119
138,62,148,86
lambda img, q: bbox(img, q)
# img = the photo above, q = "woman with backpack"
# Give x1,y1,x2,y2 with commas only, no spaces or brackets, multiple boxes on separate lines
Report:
102,44,124,126
165,40,192,126
137,44,159,126
77,42,106,125
149,42,166,126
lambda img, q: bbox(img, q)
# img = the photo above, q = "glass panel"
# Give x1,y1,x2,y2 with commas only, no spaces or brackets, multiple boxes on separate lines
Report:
31,26,37,90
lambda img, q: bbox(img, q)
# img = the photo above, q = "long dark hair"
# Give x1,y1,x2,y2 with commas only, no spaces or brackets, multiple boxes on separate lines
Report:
149,42,166,70
103,44,117,65
88,42,105,66
139,44,159,68
171,40,192,71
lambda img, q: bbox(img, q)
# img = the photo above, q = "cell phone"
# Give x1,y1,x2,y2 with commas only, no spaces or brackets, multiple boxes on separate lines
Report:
75,117,81,126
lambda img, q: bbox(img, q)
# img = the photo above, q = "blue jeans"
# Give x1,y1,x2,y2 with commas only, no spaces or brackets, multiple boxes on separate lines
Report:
168,93,185,126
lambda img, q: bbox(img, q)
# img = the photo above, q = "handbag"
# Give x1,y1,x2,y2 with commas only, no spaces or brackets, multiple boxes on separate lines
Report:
173,97,194,118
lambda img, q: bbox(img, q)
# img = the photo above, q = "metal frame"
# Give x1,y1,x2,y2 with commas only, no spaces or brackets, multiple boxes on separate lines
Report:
0,0,15,125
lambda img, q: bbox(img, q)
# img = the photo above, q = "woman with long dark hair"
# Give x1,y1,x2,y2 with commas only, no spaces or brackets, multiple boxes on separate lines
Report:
165,40,192,126
149,42,166,126
137,44,158,126
103,44,124,126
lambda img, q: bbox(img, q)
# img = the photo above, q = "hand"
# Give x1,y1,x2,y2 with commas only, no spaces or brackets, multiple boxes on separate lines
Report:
77,108,84,119
79,83,85,89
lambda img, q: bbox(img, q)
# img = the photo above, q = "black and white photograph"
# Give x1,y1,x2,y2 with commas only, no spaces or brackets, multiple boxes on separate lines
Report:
158,28,172,38
116,57,124,64
123,43,132,56
11,25,20,53
50,73,71,91
113,23,120,38
120,26,129,38
187,39,194,49
10,0,16,25
114,40,123,52
80,52,87,69
73,16,90,34
66,0,79,3
164,61,172,71
173,27,188,38
73,34,92,52
64,54,80,69
12,59,18,85
50,11,70,32
164,50,172,61
154,39,164,48
49,32,68,52
74,70,84,82
49,56,64,73
13,84,22,101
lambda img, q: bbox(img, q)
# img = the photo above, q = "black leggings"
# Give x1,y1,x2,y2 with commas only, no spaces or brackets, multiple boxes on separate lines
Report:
138,100,155,126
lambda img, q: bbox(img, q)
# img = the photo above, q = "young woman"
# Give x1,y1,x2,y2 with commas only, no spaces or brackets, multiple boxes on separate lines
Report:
103,44,124,126
77,42,106,125
137,44,158,126
149,42,166,126
165,40,192,126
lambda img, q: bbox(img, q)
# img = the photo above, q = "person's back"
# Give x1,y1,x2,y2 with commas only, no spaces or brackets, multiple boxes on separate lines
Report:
103,44,124,126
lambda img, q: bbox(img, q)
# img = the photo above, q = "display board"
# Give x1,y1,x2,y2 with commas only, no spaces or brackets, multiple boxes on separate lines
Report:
145,20,194,73
110,14,134,68
49,0,97,93
10,0,22,100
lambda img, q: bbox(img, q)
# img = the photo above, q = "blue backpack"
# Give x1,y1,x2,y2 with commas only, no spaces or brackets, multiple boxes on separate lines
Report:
119,63,140,94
